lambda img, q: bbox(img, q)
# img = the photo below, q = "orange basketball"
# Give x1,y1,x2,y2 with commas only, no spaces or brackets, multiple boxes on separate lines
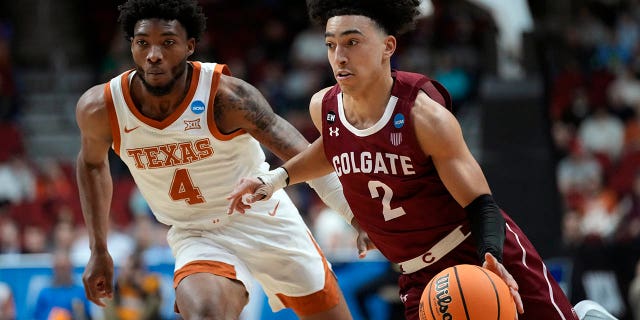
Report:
419,264,516,320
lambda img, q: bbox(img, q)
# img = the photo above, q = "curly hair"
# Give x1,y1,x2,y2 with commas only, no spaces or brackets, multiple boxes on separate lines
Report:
306,0,421,36
118,0,207,42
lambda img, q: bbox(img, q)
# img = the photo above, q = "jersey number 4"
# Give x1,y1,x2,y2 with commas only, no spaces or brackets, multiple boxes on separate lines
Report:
170,168,205,204
368,181,406,221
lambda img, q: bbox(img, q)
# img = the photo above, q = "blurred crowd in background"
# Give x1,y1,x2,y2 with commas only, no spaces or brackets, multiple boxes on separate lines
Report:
0,0,640,319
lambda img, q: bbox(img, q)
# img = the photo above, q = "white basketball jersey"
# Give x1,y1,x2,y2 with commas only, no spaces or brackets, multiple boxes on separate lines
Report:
105,62,270,228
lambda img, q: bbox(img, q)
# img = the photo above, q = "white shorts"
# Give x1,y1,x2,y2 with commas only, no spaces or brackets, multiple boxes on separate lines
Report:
168,189,340,316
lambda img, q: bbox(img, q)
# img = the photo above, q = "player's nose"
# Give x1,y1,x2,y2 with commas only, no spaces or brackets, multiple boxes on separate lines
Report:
147,45,163,63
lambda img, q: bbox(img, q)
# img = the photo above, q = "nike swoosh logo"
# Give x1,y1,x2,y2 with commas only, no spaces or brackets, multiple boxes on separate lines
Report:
268,200,280,216
124,125,140,133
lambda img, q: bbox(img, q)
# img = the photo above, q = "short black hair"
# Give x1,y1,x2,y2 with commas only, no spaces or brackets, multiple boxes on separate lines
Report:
306,0,421,36
118,0,207,42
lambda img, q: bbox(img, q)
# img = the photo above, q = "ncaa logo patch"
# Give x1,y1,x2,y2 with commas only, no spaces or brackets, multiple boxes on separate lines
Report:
393,113,405,129
190,100,205,114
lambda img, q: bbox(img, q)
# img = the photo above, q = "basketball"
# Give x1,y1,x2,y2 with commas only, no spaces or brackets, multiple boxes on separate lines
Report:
419,264,516,320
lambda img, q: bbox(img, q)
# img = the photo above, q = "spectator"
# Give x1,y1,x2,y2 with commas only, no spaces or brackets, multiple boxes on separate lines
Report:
0,281,15,320
33,250,91,320
433,52,472,106
0,218,19,254
71,220,134,267
615,170,640,243
103,251,162,320
0,156,36,205
52,219,78,252
579,185,625,242
556,139,603,210
22,225,47,254
577,106,625,164
607,65,640,122
311,205,357,262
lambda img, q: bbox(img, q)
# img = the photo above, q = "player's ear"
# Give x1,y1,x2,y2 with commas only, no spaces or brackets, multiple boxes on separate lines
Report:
383,35,396,59
187,38,196,56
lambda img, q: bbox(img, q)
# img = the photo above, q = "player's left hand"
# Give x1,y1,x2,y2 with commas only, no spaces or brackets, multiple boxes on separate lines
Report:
483,252,524,318
226,177,268,214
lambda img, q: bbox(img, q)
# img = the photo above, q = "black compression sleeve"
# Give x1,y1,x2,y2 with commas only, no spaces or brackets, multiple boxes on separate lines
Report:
465,194,505,263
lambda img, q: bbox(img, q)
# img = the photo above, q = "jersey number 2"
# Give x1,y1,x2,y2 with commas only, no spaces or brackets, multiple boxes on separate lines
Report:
170,168,205,204
368,181,406,221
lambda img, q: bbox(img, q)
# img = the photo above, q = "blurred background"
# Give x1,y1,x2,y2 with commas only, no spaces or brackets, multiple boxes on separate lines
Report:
0,0,640,319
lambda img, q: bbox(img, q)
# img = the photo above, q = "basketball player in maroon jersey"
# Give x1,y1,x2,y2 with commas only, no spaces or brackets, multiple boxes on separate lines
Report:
227,1,620,320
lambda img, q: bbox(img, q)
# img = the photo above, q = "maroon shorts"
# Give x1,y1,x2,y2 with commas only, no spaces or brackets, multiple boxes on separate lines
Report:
398,214,578,320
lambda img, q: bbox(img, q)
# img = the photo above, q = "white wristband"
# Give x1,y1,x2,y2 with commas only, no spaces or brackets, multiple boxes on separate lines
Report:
257,167,289,192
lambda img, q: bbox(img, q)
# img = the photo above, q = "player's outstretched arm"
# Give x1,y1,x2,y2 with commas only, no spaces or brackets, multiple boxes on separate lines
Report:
220,78,336,208
225,138,332,214
75,84,115,307
213,74,311,160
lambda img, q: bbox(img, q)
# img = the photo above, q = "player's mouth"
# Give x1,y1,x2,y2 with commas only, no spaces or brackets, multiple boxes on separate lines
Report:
146,70,167,81
336,70,353,79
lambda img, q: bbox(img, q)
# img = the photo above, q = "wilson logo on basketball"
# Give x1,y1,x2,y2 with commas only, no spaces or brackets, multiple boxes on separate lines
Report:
434,274,453,319
419,264,517,320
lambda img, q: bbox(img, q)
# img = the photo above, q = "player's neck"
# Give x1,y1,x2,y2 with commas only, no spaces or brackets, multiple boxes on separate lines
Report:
341,74,393,129
132,64,192,121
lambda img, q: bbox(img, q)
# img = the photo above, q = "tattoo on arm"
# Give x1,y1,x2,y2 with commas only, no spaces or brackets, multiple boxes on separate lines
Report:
214,78,307,159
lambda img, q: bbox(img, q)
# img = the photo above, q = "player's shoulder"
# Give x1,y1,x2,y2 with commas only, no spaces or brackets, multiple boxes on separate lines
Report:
411,90,456,129
76,83,108,115
216,72,259,99
310,87,333,106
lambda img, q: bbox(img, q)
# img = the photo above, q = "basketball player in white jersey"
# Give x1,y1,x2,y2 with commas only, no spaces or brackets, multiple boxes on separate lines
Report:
75,0,360,319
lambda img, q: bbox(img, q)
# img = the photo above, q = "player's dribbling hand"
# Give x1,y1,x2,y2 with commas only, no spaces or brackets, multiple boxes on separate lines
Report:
226,177,269,214
483,252,524,318
82,251,114,307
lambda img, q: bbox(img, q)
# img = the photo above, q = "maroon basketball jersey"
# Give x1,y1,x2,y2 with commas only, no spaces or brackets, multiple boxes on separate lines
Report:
321,70,468,263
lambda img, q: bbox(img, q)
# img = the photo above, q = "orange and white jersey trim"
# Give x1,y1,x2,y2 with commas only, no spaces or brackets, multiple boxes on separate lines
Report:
105,62,271,228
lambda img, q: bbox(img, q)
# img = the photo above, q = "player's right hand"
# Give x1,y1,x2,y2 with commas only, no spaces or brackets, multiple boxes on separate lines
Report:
352,219,376,259
82,250,114,307
483,252,523,318
226,177,270,214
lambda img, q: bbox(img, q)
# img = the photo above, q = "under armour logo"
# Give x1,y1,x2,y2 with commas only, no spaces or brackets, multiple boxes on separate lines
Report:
329,127,340,137
400,293,408,303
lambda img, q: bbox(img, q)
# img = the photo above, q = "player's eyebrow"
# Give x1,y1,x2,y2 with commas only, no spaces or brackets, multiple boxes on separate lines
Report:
133,31,180,37
325,29,364,38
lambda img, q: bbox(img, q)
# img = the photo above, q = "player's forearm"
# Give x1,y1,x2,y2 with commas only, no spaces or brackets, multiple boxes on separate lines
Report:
76,156,113,252
283,138,333,185
307,172,353,223
465,194,505,263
